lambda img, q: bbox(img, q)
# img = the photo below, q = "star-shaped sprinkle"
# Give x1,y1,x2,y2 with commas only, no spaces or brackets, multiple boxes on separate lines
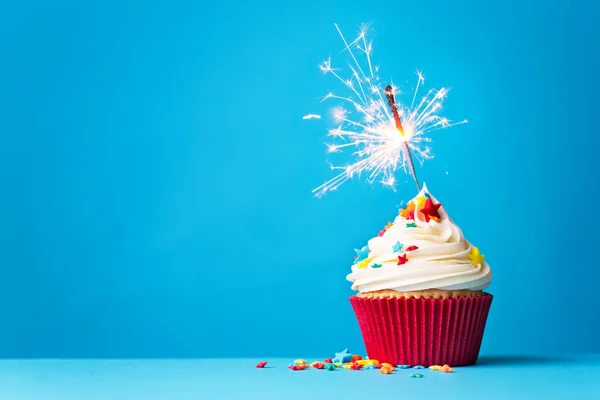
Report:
420,199,442,222
440,364,453,373
354,246,369,263
397,254,408,265
415,195,426,209
357,257,372,269
333,349,353,364
385,222,393,229
378,229,386,237
399,202,415,217
405,245,419,252
467,246,484,266
392,241,403,252
371,263,382,269
406,222,417,228
407,209,415,220
439,364,452,373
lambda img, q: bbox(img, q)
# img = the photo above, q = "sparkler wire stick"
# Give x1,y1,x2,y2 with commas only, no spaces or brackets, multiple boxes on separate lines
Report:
384,85,420,191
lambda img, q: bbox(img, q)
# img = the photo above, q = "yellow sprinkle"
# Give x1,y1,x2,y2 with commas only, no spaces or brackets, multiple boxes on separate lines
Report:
342,364,353,370
467,246,485,267
357,257,372,269
429,365,442,370
385,222,393,229
294,359,306,364
415,195,426,209
334,362,342,367
356,360,378,366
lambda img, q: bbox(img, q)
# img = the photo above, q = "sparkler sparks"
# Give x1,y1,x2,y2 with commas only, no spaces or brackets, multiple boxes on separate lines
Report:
311,24,467,197
303,114,321,120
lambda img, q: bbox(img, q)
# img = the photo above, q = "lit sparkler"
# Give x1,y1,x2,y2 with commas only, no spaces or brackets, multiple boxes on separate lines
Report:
384,84,420,191
312,24,467,196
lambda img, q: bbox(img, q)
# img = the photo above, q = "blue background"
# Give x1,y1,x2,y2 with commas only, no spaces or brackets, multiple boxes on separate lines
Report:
0,0,598,358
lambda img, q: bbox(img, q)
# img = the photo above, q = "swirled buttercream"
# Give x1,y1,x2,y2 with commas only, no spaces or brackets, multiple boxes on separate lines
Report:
347,184,491,293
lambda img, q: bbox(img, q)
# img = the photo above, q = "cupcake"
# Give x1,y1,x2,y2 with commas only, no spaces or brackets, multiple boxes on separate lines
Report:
347,184,492,366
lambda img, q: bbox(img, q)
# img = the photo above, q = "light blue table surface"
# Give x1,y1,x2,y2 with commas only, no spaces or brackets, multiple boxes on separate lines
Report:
0,356,598,399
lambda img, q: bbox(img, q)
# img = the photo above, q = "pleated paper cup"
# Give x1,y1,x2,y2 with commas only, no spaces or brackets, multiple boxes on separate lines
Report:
349,294,493,366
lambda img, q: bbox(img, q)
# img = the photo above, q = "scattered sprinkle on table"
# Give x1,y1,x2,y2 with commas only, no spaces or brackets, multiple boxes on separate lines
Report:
440,364,454,373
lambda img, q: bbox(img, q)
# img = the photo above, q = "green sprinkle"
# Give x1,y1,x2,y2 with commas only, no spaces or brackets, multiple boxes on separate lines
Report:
406,222,417,228
409,373,424,378
371,263,382,268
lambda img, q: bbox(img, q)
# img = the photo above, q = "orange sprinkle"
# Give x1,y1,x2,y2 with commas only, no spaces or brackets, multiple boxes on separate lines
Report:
440,364,453,373
352,355,363,362
399,202,415,218
379,367,393,374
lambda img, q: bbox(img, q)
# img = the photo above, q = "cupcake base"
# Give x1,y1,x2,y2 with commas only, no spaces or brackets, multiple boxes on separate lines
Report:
350,293,493,366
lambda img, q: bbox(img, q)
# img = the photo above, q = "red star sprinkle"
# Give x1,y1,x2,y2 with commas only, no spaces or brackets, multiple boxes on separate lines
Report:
289,365,308,370
405,245,419,252
378,229,387,237
324,358,333,363
420,199,442,222
397,254,408,265
407,209,415,220
256,361,268,368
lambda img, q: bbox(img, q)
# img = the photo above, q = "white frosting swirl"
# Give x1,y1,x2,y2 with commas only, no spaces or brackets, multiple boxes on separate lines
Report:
347,184,491,293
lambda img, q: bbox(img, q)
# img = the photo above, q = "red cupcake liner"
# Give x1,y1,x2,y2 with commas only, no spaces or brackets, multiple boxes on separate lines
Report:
350,294,493,366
